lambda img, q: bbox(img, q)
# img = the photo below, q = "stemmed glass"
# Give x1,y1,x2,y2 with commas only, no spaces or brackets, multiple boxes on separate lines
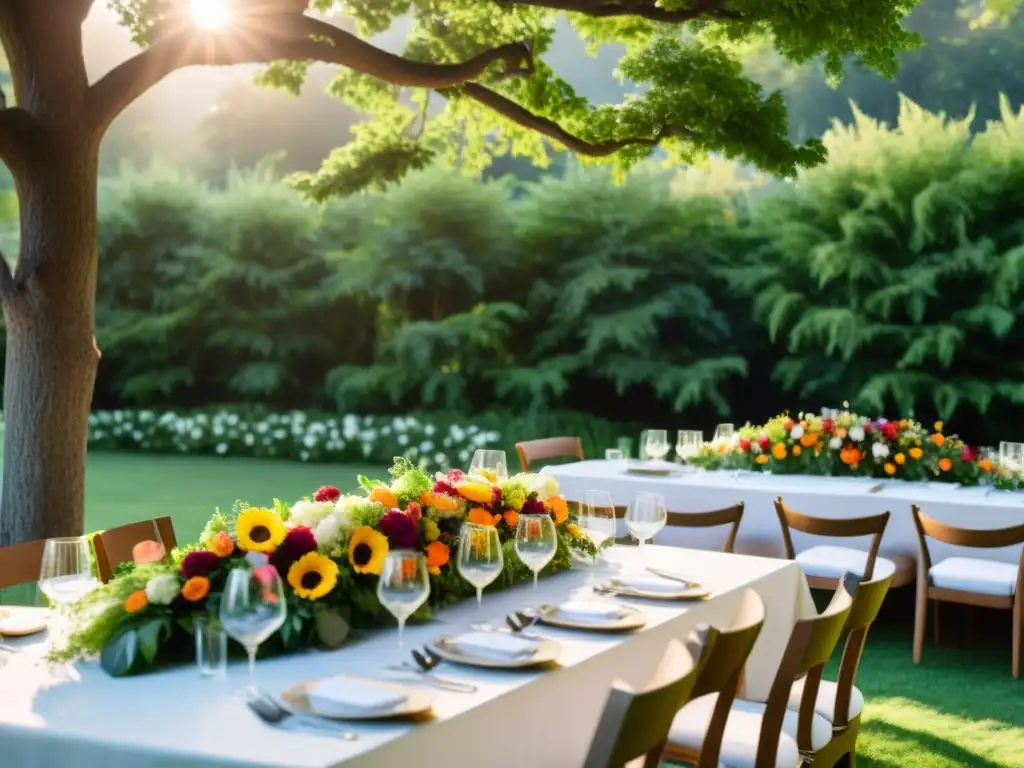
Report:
219,566,287,687
580,490,618,589
377,550,431,649
470,449,509,482
515,513,558,589
457,523,504,607
38,536,100,646
714,424,735,443
625,492,667,549
999,442,1024,473
644,430,670,461
676,430,704,462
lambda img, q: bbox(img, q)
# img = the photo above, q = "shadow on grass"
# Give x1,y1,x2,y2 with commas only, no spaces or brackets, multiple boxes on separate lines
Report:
858,720,1014,768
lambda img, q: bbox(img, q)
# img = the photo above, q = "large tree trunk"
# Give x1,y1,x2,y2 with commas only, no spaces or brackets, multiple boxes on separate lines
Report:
0,142,100,546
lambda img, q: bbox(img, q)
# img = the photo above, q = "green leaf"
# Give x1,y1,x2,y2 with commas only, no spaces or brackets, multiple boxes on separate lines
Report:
314,605,352,649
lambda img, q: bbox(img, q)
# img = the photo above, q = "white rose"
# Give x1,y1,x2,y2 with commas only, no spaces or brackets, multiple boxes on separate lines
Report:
528,474,560,501
790,425,805,440
872,443,890,459
849,426,865,442
289,500,334,529
145,573,180,605
314,514,345,549
829,437,843,450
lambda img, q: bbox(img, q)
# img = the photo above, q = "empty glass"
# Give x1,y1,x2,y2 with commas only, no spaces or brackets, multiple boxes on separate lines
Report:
457,523,504,607
644,430,670,461
195,615,228,678
377,550,431,649
469,449,509,482
616,437,633,459
999,442,1024,474
220,566,287,685
515,513,558,588
581,490,618,588
38,536,99,644
604,448,624,460
676,430,704,462
714,424,735,442
625,492,667,548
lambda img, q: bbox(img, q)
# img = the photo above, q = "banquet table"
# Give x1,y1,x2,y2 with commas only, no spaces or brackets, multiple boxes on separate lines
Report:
0,546,813,768
545,461,1024,565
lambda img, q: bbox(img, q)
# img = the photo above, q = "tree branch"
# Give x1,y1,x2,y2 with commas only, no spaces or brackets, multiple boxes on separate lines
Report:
86,14,534,134
461,83,693,157
496,0,742,23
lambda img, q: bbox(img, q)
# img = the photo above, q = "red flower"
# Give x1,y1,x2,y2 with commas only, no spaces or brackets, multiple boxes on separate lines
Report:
491,486,502,507
447,469,465,483
433,480,458,496
406,502,422,522
784,419,795,431
961,445,979,463
379,510,419,548
269,526,317,575
821,418,834,434
521,498,545,516
738,437,751,452
881,423,898,441
313,485,340,502
180,550,220,580
757,435,770,450
863,422,874,434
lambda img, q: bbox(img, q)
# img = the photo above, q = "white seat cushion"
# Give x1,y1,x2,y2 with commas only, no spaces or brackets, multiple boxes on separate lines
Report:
929,557,1018,597
667,693,832,768
787,678,864,723
795,545,896,581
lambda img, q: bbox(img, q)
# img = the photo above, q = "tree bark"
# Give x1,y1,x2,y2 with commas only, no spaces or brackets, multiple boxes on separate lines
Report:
0,141,100,545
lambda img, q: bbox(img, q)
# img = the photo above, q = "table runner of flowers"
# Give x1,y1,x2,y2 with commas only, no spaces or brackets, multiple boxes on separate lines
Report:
53,458,596,676
690,409,1016,487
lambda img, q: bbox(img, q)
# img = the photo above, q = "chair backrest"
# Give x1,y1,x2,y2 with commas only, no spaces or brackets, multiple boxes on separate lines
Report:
758,574,857,763
0,538,46,590
515,436,584,473
830,573,892,728
583,632,715,768
686,590,766,768
93,517,178,583
775,496,890,580
666,503,745,554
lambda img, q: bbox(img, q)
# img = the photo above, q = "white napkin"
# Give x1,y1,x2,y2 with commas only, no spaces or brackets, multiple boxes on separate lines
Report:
557,600,627,621
305,677,407,715
448,631,540,660
614,574,683,594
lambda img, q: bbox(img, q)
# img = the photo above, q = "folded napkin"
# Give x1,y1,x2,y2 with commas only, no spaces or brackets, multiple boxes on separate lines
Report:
557,600,627,621
305,677,407,715
614,575,684,594
448,631,540,660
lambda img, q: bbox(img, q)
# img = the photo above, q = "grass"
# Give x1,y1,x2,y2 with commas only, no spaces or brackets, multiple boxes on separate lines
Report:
19,453,1024,765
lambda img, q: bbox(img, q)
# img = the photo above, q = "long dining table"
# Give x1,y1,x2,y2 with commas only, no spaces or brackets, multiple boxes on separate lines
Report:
545,460,1024,565
0,546,814,768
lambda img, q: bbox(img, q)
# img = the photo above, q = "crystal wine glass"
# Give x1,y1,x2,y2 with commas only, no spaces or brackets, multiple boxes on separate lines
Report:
644,430,670,461
469,449,509,482
457,523,504,607
581,490,618,589
219,566,287,687
714,424,736,443
676,430,704,462
377,550,431,649
515,513,558,589
38,536,100,645
626,492,667,549
999,442,1024,473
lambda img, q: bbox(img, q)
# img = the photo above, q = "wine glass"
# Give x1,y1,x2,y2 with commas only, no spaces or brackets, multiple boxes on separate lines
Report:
515,513,558,589
38,536,100,644
377,550,431,649
644,429,670,461
469,449,509,482
999,442,1024,473
626,492,667,549
714,424,735,443
581,490,618,589
219,566,287,687
676,430,704,462
457,523,504,607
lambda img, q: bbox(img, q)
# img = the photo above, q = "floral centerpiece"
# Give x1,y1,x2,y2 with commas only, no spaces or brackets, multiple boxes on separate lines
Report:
54,458,595,676
690,409,1014,488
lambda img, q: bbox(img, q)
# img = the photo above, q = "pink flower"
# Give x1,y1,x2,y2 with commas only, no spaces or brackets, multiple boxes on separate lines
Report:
313,485,340,502
406,502,422,522
447,469,465,483
433,479,458,496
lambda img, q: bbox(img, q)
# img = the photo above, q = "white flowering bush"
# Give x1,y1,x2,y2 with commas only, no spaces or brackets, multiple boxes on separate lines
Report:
87,409,502,471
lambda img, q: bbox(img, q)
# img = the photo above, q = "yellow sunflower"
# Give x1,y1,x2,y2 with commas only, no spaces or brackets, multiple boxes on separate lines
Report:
348,526,389,575
235,507,287,553
287,552,339,600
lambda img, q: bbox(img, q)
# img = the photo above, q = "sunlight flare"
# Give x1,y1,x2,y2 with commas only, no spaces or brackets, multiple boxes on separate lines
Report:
188,0,230,30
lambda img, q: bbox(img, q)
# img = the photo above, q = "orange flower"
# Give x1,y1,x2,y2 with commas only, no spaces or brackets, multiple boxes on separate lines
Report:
431,493,460,513
755,454,769,465
799,432,818,448
933,421,943,433
938,457,953,472
792,445,802,457
419,490,434,507
182,576,211,602
124,590,148,613
772,443,787,460
909,447,923,460
894,452,906,465
468,507,497,527
425,541,450,575
930,433,945,448
132,540,166,565
208,530,235,558
546,496,569,525
979,457,994,473
369,486,398,508
503,509,519,528
840,445,863,468
884,462,896,476
835,427,847,439
456,482,494,504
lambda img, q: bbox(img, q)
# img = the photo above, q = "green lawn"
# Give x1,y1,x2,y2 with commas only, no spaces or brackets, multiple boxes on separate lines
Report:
26,453,1024,765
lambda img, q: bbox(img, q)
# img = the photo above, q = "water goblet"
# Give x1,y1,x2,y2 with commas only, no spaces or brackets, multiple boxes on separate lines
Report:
377,550,431,649
457,523,504,608
625,492,667,549
469,449,509,482
515,513,557,589
220,565,287,688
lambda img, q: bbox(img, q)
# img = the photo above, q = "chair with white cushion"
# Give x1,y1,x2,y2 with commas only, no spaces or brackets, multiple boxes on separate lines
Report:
582,633,714,768
774,497,915,590
664,577,856,768
911,504,1024,679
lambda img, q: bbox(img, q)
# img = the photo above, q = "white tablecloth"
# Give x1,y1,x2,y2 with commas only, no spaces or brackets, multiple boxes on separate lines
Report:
547,461,1024,565
0,547,812,768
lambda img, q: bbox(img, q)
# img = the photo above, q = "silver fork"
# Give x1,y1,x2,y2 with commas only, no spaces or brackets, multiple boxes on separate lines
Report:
244,687,358,740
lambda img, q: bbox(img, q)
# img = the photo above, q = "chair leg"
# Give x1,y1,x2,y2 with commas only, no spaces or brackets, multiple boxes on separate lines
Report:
1013,598,1021,680
913,594,927,664
932,599,941,647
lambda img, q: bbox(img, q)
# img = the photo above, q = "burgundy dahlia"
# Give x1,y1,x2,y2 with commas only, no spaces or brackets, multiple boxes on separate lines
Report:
961,445,979,463
379,510,419,548
521,498,545,516
433,479,458,496
314,485,341,503
491,486,502,507
270,526,318,575
181,550,220,580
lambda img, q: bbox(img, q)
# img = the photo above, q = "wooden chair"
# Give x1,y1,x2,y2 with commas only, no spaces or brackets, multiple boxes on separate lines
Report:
0,538,46,590
911,504,1024,679
93,517,177,583
514,436,584,472
664,575,857,768
610,503,744,552
775,496,915,590
787,573,892,766
662,590,767,768
582,632,715,768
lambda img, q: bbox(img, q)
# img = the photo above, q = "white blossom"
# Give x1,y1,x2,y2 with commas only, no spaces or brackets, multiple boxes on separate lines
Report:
829,437,843,450
790,425,805,440
848,426,865,442
145,574,180,605
871,443,890,459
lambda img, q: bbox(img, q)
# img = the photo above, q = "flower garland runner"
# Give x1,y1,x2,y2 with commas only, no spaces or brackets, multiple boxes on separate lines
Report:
54,458,595,676
690,410,1014,488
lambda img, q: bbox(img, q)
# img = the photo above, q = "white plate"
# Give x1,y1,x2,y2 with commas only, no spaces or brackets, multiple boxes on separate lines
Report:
281,676,434,720
0,606,49,637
